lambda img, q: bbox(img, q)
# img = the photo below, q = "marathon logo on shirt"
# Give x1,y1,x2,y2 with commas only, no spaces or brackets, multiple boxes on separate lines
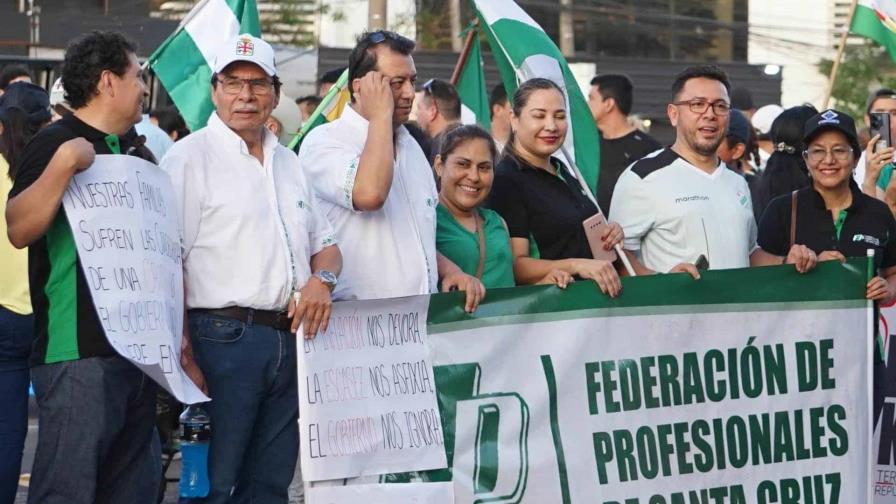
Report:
853,233,881,247
674,195,710,204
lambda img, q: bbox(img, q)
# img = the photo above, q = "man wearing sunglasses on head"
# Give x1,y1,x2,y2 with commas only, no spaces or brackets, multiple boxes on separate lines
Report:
299,31,485,311
161,34,342,502
610,65,814,274
416,77,462,161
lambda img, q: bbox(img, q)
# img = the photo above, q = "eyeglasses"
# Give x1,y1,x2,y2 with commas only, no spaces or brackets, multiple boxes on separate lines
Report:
803,146,854,163
671,99,731,116
216,76,274,96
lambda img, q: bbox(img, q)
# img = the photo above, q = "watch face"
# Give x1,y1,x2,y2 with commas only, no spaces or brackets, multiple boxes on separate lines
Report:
316,270,337,285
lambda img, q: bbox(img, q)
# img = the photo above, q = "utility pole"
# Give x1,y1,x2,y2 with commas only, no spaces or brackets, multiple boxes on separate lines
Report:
450,0,462,51
559,0,574,57
27,0,40,48
713,0,733,61
369,0,387,31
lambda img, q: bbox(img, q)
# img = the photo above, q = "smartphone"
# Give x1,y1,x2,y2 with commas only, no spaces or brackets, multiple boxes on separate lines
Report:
694,254,710,271
870,112,892,152
583,213,618,262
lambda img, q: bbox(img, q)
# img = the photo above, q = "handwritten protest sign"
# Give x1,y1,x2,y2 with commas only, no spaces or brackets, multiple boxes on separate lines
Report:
297,295,447,481
306,481,453,503
62,154,208,404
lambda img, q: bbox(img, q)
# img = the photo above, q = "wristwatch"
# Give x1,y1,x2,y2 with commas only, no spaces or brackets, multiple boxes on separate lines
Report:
313,270,338,291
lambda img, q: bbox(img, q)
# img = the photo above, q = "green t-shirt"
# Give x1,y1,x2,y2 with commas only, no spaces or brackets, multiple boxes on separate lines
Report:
436,204,515,289
878,163,894,191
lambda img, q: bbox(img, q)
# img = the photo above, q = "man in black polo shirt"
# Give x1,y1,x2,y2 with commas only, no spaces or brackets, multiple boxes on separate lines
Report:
757,109,896,302
588,74,661,215
6,31,201,503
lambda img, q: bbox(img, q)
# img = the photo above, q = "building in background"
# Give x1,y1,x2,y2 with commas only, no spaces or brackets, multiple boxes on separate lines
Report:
748,0,856,107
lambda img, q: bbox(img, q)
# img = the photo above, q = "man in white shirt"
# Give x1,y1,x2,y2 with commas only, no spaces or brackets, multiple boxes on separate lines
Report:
299,30,483,310
162,34,341,503
611,65,814,273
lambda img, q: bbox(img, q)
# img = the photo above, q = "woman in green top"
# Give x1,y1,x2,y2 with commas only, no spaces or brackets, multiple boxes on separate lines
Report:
434,124,571,289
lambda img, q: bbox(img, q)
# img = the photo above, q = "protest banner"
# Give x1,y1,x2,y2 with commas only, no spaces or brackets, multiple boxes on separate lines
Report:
61,154,208,404
305,481,453,503
874,300,896,500
306,260,872,502
297,296,448,481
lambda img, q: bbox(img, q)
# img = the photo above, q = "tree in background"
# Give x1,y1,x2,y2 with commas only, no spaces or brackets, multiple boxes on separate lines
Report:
818,40,896,119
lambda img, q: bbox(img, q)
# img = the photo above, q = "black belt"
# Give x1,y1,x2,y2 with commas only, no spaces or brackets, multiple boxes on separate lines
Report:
191,307,291,331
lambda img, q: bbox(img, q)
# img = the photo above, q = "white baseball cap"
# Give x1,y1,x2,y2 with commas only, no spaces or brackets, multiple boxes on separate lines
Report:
751,104,784,135
213,34,276,77
49,77,71,114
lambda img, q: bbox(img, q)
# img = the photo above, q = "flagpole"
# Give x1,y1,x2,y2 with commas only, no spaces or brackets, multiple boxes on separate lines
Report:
477,14,637,276
824,0,859,108
450,20,479,86
286,68,349,150
559,146,637,277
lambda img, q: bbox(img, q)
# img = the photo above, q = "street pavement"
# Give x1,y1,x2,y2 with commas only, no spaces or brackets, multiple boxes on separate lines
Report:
15,397,305,503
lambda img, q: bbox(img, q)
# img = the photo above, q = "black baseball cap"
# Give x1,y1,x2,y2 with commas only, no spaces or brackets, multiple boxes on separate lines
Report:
726,109,750,145
0,82,50,125
802,109,861,155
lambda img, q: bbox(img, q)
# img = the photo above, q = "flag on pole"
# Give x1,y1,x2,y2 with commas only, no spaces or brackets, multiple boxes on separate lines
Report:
851,0,896,62
288,69,350,152
471,0,600,192
149,0,261,131
455,33,491,130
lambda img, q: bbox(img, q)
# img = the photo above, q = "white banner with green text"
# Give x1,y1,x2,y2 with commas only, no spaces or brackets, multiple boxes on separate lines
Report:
306,260,874,503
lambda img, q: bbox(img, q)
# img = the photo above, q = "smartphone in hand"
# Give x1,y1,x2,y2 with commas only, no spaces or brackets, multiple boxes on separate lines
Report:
583,213,618,262
870,112,892,153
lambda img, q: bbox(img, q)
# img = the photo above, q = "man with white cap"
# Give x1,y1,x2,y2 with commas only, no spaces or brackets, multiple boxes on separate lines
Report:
161,34,342,502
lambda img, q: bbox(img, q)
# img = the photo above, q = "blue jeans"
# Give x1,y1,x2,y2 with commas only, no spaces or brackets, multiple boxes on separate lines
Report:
0,305,32,503
27,355,159,504
188,311,298,504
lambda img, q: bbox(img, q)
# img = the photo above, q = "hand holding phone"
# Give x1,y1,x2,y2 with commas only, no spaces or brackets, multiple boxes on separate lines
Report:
870,112,892,153
583,213,618,262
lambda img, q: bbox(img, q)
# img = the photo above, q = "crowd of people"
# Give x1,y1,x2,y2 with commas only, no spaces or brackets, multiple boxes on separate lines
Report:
2,26,896,504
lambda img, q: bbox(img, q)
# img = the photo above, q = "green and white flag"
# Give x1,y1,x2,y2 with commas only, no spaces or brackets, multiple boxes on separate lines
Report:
456,33,491,130
149,0,261,131
851,0,896,62
472,0,601,192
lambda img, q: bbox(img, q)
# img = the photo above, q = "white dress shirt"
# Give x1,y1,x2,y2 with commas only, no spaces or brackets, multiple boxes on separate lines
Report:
298,106,438,300
162,113,336,310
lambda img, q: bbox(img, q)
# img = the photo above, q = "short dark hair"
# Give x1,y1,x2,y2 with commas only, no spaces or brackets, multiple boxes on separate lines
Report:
319,67,345,86
670,65,731,101
296,95,322,108
489,83,507,118
0,65,32,90
347,30,415,101
422,78,461,121
590,74,634,116
866,88,896,115
149,105,189,140
62,31,137,109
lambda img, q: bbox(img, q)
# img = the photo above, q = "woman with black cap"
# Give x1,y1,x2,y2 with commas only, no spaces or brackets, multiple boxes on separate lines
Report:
756,108,896,302
0,81,51,502
750,105,818,221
